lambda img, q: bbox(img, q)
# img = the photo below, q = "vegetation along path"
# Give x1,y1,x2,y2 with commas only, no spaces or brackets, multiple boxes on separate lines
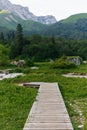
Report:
23,82,74,130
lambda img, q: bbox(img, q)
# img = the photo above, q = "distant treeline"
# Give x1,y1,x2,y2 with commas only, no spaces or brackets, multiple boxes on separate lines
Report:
0,24,87,64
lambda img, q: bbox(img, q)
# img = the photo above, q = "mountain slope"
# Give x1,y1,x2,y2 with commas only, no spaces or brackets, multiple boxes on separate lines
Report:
1,4,87,40
0,0,57,24
61,13,87,23
44,13,87,39
0,12,47,34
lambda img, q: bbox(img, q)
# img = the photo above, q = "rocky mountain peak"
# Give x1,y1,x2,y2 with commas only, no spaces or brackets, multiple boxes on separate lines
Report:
38,15,57,24
0,0,57,24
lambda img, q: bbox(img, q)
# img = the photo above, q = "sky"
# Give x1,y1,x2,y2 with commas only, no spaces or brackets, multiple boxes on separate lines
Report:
10,0,87,21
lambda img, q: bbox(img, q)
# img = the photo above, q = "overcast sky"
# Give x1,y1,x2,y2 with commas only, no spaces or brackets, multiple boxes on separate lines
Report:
10,0,87,21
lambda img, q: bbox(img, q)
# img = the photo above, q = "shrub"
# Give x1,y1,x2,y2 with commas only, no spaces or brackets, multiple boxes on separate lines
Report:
0,44,10,66
51,57,76,69
0,56,10,66
26,58,34,67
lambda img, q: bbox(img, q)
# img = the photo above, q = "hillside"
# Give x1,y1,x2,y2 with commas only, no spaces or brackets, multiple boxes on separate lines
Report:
0,0,56,34
44,13,87,39
61,13,87,23
1,12,87,39
0,12,47,34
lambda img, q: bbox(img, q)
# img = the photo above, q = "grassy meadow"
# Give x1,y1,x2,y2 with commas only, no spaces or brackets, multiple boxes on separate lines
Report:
0,62,87,129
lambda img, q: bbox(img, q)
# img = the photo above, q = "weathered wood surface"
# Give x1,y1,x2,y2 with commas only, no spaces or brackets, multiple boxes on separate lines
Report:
23,82,74,130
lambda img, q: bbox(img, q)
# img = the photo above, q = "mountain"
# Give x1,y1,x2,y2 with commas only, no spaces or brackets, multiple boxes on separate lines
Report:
0,12,48,35
60,13,87,23
44,13,87,39
1,0,87,40
0,0,57,24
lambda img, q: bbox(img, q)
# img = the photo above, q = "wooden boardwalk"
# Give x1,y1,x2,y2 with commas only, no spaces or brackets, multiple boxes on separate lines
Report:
23,82,74,130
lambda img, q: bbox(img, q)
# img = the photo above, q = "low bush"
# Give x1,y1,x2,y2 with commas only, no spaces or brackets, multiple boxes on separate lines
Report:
26,58,34,67
51,58,76,69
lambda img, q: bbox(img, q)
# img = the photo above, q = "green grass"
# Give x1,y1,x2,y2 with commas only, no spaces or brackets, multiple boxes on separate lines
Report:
0,82,38,130
58,76,87,129
61,13,87,23
1,62,87,129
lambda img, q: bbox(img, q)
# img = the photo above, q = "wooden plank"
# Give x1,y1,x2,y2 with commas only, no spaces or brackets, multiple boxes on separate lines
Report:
23,82,74,130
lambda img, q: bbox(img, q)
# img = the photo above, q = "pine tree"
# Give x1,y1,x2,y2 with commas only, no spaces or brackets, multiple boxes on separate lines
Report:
15,23,24,55
0,32,4,43
16,24,23,43
10,24,24,59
